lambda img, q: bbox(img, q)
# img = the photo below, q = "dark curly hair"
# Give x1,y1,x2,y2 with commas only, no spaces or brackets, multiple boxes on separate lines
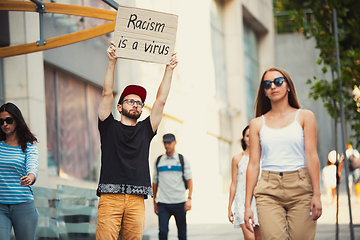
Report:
0,102,38,153
241,125,250,151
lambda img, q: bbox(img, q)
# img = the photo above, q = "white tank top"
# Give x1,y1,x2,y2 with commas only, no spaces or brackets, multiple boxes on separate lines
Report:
260,109,306,172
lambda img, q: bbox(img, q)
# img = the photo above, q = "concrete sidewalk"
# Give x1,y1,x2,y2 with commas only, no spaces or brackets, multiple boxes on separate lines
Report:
314,192,360,240
143,194,360,239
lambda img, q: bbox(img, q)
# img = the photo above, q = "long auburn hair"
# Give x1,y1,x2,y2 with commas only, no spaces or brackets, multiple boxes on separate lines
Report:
254,67,301,117
0,102,38,153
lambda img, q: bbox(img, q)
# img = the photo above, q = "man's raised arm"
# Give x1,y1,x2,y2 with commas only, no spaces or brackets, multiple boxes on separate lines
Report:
98,41,117,121
150,53,178,132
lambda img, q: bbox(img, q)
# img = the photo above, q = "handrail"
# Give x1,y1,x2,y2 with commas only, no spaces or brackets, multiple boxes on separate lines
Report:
0,1,117,58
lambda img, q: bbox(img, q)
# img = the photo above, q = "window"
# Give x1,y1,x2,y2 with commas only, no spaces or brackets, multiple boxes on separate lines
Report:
45,66,101,181
274,10,314,34
210,0,228,102
243,22,260,121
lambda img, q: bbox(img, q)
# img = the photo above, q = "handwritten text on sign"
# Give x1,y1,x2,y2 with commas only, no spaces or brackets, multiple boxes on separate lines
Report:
114,6,178,64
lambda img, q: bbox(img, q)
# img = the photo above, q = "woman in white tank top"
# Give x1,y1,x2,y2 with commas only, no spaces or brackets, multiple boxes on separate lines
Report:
244,67,322,240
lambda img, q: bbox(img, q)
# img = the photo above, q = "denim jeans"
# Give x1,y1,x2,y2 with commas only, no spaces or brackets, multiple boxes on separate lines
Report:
157,202,186,240
0,200,39,240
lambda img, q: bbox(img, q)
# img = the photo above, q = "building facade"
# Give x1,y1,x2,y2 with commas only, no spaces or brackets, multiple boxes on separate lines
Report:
1,0,274,230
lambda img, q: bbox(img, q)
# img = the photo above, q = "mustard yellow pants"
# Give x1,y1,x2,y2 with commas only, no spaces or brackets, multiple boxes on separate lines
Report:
254,168,317,240
96,193,145,240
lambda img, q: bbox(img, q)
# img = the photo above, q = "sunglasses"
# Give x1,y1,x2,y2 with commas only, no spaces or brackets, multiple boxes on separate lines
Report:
262,77,285,90
0,117,14,126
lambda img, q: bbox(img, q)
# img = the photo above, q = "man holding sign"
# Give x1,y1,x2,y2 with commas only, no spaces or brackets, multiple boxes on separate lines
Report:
96,41,178,240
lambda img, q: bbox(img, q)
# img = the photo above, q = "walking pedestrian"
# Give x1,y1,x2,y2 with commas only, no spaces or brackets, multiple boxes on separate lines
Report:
244,67,322,239
322,156,336,205
0,102,39,240
152,133,193,240
346,146,360,203
228,125,261,240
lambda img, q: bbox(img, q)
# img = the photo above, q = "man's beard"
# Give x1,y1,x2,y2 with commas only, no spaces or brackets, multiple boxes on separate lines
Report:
122,108,141,120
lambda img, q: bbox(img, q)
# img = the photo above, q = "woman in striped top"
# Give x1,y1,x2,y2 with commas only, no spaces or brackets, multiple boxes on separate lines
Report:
0,102,39,240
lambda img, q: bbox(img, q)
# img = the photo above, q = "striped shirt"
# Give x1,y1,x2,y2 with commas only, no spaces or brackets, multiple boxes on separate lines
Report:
152,152,192,204
0,141,38,204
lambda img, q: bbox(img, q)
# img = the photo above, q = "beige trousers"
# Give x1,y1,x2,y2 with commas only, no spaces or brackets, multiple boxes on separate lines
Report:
254,168,317,240
96,193,145,240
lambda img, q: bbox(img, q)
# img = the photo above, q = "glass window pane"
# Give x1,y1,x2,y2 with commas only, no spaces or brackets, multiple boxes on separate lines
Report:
45,67,102,181
56,185,98,237
32,185,98,238
45,67,59,176
243,23,259,121
33,186,59,239
57,72,89,180
86,85,102,181
210,0,228,102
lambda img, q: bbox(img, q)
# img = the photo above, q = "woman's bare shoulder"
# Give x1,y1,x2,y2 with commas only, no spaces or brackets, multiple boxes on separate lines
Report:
250,116,263,130
232,152,244,164
299,109,314,117
298,109,315,121
296,109,316,129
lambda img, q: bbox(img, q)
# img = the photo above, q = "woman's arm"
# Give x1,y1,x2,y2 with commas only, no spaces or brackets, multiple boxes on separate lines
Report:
228,153,242,223
21,144,38,187
244,118,262,232
302,109,322,221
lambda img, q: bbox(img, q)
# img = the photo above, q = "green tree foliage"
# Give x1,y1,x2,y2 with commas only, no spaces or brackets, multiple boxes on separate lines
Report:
274,0,360,147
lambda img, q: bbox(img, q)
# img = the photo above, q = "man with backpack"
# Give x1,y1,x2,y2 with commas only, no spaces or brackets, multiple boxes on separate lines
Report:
346,146,360,203
152,133,193,240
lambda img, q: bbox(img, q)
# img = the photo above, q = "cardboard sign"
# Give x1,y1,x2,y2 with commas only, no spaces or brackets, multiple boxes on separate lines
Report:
113,5,178,64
